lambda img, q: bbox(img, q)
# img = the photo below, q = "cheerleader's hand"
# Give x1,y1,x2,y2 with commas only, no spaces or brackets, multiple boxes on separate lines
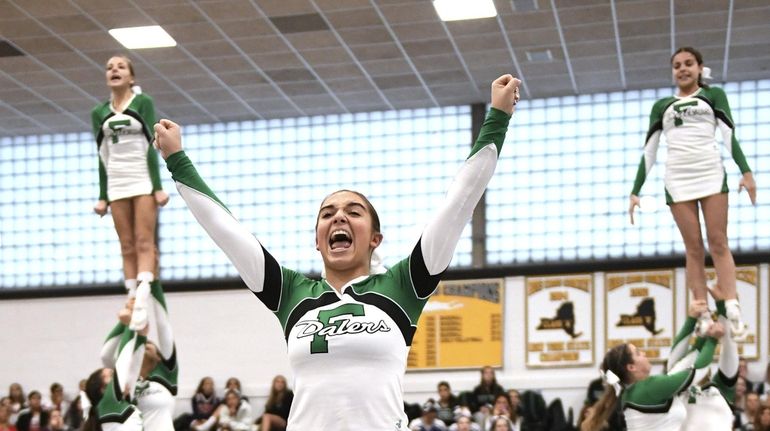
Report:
628,194,641,225
491,74,522,115
153,119,182,160
688,299,708,319
154,190,169,207
94,200,108,217
739,172,756,205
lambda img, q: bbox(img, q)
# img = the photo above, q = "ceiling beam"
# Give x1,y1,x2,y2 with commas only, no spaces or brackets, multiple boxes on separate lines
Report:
550,0,578,94
722,0,734,82
610,0,627,89
368,0,440,106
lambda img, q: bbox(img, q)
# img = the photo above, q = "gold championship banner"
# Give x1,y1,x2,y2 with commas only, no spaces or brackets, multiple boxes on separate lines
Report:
687,266,760,360
605,270,675,363
525,274,594,367
408,279,503,370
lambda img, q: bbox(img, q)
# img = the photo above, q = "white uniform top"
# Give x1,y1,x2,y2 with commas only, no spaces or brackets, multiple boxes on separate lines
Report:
98,95,153,201
101,409,143,431
135,380,175,431
624,396,687,431
678,386,733,431
661,91,723,202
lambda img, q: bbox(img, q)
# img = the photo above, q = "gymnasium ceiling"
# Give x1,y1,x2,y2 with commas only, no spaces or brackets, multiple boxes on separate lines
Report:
1,0,769,136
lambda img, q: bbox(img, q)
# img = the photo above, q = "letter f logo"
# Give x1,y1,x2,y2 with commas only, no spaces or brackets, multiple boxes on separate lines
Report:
310,303,365,354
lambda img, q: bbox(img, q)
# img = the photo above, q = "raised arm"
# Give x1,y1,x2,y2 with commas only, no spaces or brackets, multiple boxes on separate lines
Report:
412,75,519,297
666,299,707,371
154,120,273,296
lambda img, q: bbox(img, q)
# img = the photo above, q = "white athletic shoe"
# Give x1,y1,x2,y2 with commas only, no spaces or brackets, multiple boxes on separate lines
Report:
129,280,150,331
725,299,748,341
695,310,714,337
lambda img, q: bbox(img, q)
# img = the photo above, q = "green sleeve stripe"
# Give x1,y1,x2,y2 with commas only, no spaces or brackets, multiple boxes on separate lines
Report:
715,300,726,317
147,144,163,192
693,336,717,369
166,151,229,211
105,322,127,342
670,316,696,353
98,157,108,201
468,108,511,159
630,156,647,195
151,280,168,311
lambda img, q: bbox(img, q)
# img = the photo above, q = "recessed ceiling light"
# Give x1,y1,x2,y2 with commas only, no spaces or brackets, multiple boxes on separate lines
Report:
108,25,177,49
526,49,553,62
433,0,497,21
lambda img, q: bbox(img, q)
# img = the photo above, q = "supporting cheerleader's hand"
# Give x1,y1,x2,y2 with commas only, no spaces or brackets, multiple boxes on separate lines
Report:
688,299,708,319
153,119,183,160
628,194,641,225
705,321,725,339
491,74,522,115
93,200,108,217
154,190,169,207
739,172,756,205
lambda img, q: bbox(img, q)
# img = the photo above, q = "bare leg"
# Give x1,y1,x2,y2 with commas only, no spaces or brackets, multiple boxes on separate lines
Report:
701,193,745,337
261,414,287,431
700,193,736,299
670,200,707,301
110,198,137,280
132,195,158,275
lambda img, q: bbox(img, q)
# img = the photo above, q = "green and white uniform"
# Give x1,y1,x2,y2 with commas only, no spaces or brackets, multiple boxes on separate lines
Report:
668,301,737,431
621,320,717,430
134,281,178,431
91,93,163,202
166,108,512,431
631,86,751,204
98,323,146,431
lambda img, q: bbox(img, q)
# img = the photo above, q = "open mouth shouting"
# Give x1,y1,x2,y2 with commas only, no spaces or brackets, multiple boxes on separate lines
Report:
329,229,352,253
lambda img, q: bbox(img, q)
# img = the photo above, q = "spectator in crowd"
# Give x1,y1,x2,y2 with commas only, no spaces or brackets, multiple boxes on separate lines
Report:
739,358,757,393
225,378,249,403
755,405,770,431
7,384,25,425
15,391,49,431
473,367,505,411
755,362,770,400
484,394,520,431
487,416,515,431
47,410,71,431
258,375,293,431
0,404,17,431
436,382,460,426
448,414,480,431
215,390,252,431
42,384,68,414
62,392,83,430
409,401,447,431
737,392,761,430
506,390,521,418
188,377,220,431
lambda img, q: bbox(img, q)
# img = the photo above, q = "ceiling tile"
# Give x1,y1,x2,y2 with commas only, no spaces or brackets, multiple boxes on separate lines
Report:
313,63,366,80
337,27,393,45
265,68,316,82
391,22,446,41
556,4,612,26
234,36,290,54
233,84,286,100
0,18,51,38
326,77,374,93
453,34,509,52
256,0,317,16
301,47,352,65
325,9,383,29
350,43,403,61
164,23,223,45
141,4,206,25
196,0,261,21
615,0,668,20
360,58,413,76
38,14,101,33
270,13,329,34
373,74,421,90
252,53,305,70
287,31,341,50
402,39,454,57
377,3,437,24
412,54,464,72
279,80,329,96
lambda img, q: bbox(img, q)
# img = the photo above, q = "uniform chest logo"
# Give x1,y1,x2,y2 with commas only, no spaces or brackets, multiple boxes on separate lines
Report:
294,303,391,354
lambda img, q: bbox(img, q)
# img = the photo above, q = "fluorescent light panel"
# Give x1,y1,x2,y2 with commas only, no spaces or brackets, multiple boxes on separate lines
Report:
108,25,177,49
433,0,497,21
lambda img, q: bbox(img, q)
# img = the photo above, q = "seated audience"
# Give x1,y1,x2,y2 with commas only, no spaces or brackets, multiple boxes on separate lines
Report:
15,392,49,431
258,375,292,431
215,390,252,431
